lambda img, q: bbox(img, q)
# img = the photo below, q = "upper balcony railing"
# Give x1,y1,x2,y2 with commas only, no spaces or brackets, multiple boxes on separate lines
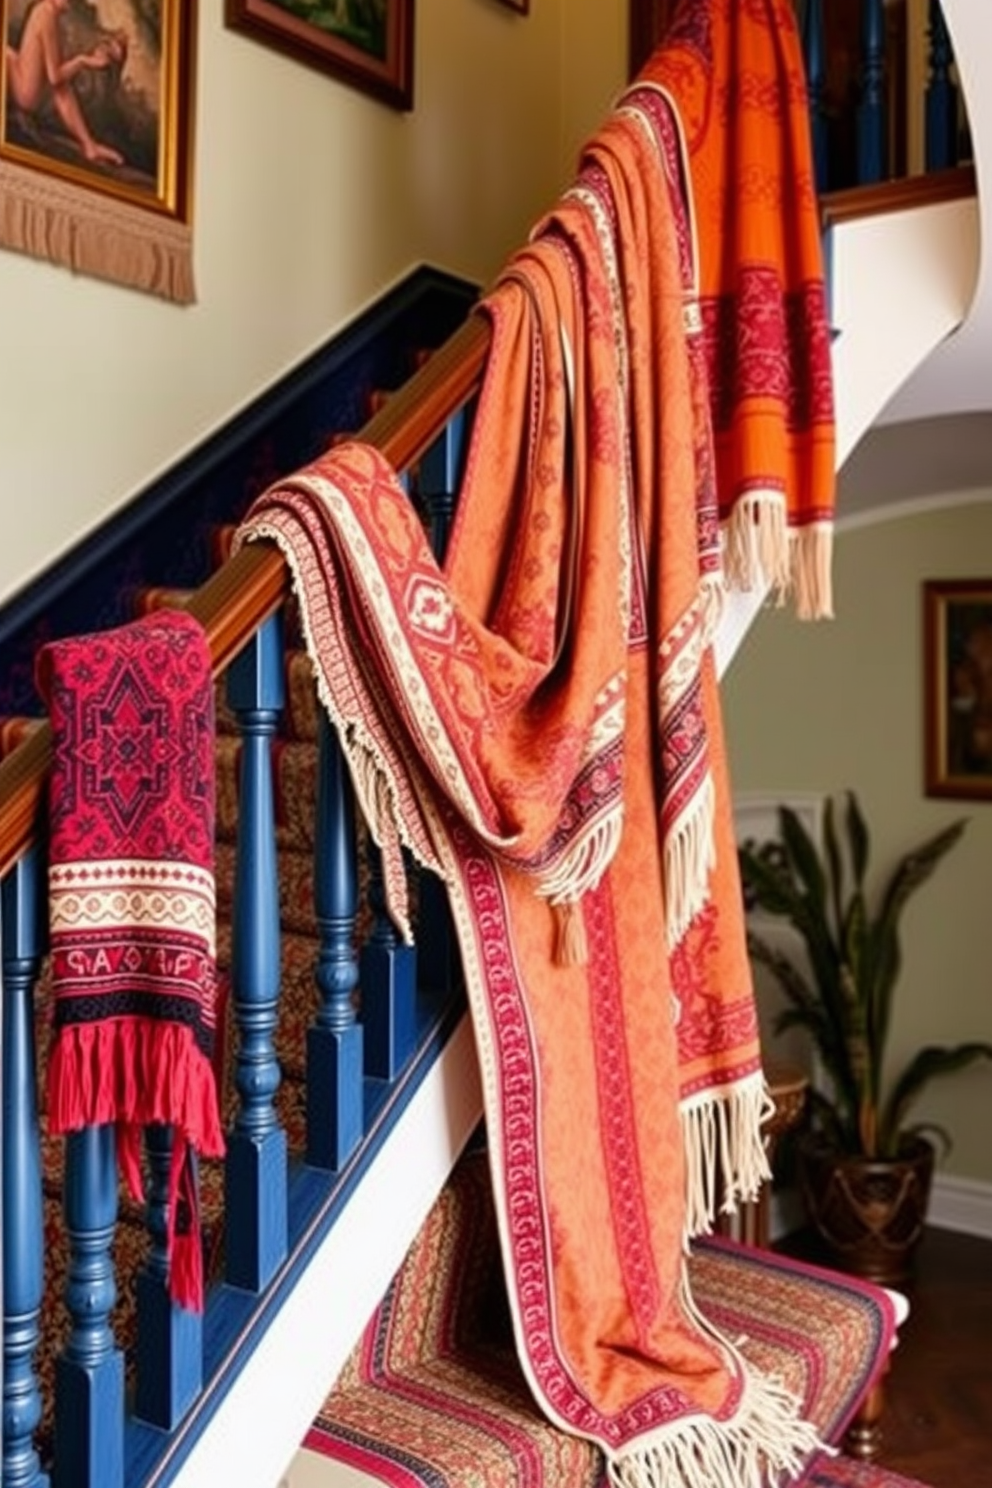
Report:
629,0,976,211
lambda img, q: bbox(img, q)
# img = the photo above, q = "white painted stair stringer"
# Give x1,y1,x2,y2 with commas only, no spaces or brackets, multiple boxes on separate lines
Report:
173,1014,483,1488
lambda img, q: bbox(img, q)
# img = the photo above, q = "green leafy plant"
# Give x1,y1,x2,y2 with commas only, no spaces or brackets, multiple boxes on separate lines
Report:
738,793,992,1160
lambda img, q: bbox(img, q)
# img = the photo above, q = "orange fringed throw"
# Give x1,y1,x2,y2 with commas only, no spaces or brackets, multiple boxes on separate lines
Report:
235,4,833,1483
38,611,225,1312
640,0,836,617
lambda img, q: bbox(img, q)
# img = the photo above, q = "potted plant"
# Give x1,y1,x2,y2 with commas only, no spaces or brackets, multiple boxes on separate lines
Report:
738,792,992,1285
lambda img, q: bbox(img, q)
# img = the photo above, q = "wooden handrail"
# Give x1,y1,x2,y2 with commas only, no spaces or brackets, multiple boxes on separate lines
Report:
820,163,977,228
0,311,492,881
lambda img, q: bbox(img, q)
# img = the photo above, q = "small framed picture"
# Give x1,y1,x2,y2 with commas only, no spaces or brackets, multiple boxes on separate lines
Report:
923,578,992,800
2,0,195,220
226,0,415,112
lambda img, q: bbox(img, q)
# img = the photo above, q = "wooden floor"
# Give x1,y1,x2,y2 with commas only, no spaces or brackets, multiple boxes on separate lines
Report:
787,1225,992,1487
872,1226,992,1487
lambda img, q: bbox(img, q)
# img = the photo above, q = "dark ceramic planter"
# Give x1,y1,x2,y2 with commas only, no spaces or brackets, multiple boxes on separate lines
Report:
797,1134,936,1286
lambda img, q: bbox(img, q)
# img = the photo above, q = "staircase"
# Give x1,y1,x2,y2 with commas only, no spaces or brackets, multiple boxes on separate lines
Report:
0,4,985,1487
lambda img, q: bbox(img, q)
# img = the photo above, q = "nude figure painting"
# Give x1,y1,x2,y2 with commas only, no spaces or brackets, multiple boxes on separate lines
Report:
2,0,193,216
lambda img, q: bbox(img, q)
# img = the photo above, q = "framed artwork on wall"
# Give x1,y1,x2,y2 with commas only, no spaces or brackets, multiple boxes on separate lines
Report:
225,0,415,112
1,0,197,300
923,578,992,800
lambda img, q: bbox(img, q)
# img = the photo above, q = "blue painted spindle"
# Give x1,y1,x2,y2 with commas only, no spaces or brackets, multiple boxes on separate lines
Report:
361,841,416,1081
2,849,49,1488
419,407,468,563
134,1124,201,1429
414,417,468,998
857,0,887,184
800,0,829,192
226,614,288,1291
307,713,364,1169
54,1127,123,1488
925,1,957,171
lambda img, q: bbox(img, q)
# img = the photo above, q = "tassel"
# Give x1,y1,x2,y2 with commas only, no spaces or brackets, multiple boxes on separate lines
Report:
168,1143,204,1314
553,898,588,966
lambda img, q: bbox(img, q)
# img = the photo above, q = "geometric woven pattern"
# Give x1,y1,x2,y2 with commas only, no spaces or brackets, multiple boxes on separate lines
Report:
306,1149,902,1488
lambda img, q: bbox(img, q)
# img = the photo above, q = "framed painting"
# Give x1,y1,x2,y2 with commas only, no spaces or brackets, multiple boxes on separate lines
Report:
1,0,195,221
225,0,414,112
924,578,992,800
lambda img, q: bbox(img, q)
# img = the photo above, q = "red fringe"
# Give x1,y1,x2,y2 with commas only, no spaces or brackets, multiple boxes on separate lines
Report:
47,1018,225,1312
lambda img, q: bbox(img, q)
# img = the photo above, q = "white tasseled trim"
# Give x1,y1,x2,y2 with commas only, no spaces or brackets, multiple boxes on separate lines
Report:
723,492,835,621
663,773,716,951
535,808,625,906
679,1073,774,1241
607,1263,827,1488
606,1369,824,1488
723,491,791,603
790,522,834,620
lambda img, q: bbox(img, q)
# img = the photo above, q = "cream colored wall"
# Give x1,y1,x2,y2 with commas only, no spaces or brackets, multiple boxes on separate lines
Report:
0,1,626,608
723,496,992,1184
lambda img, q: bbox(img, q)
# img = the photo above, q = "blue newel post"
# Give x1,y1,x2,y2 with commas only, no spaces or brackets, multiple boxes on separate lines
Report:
53,1127,124,1488
925,1,958,171
307,713,364,1169
2,849,49,1488
857,0,887,184
134,1124,202,1429
226,614,289,1291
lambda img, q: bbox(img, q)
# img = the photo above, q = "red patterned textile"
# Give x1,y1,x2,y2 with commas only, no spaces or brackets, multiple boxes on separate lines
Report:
306,1153,898,1488
236,7,837,1482
640,0,835,616
37,609,225,1312
804,1460,933,1488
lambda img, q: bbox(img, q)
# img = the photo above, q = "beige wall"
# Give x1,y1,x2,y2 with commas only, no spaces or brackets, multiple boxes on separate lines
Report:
0,1,626,607
724,496,992,1184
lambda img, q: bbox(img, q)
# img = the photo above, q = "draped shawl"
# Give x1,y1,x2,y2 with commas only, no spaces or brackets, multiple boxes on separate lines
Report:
236,2,834,1482
38,610,225,1313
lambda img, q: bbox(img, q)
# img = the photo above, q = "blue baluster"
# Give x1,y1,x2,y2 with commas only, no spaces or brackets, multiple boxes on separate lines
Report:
226,614,288,1291
134,1125,201,1429
419,408,468,564
800,0,829,193
857,0,887,184
925,1,957,171
413,420,467,999
2,848,49,1488
361,841,416,1081
53,1127,123,1488
307,713,364,1169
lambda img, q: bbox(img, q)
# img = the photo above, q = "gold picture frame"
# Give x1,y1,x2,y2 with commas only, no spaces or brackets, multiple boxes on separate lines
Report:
924,578,992,800
226,0,415,112
2,0,195,224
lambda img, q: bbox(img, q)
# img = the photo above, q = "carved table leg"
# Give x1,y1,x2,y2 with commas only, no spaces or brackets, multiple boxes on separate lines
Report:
843,1365,888,1462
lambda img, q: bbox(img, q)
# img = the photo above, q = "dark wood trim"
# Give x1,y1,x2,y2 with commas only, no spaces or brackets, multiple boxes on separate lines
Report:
628,0,675,80
821,164,977,228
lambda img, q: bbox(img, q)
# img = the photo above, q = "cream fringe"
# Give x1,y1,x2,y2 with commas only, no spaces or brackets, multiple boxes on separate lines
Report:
663,773,716,951
0,157,195,304
722,492,834,620
680,1073,774,1240
605,1353,825,1488
536,810,625,906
